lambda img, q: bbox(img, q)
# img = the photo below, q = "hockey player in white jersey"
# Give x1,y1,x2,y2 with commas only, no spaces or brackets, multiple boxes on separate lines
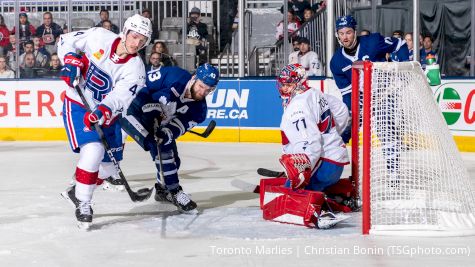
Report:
58,14,152,229
260,64,351,228
289,37,323,76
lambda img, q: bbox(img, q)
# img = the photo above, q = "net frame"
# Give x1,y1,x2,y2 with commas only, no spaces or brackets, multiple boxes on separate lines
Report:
352,61,475,236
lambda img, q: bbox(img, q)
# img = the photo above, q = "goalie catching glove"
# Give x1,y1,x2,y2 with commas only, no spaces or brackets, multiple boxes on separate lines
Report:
279,153,312,189
84,104,112,130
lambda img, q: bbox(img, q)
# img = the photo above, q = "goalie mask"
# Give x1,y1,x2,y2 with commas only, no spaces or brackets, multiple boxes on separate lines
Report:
121,14,153,51
277,63,308,103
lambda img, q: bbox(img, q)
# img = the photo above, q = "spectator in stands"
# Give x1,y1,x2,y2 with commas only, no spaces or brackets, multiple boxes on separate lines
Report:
292,37,322,76
62,24,69,34
141,9,158,42
275,10,301,41
32,36,51,60
101,20,113,32
0,55,14,78
20,52,39,78
5,35,17,69
96,9,119,34
312,0,327,13
146,52,161,72
0,15,10,56
186,7,209,63
421,35,438,68
44,53,62,78
11,13,36,46
219,0,238,52
359,29,371,36
36,12,63,56
289,38,300,63
19,40,47,68
392,30,403,39
151,41,175,67
303,8,315,23
292,0,311,22
404,32,414,60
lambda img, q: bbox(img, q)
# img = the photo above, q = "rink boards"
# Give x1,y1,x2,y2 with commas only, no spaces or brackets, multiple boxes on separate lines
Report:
0,78,473,151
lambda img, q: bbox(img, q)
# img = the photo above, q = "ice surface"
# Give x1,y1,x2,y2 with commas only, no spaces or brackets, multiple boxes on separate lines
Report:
0,142,473,266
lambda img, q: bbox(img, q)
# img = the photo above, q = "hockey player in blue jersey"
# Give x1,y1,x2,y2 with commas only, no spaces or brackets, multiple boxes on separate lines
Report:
120,63,219,214
330,15,409,139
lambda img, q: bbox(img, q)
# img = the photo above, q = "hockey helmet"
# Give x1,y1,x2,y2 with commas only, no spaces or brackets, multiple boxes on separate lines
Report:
277,63,308,99
335,15,357,31
122,14,153,49
196,63,220,88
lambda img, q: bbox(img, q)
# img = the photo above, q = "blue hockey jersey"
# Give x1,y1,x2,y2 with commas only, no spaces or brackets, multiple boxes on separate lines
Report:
128,66,207,140
330,33,409,110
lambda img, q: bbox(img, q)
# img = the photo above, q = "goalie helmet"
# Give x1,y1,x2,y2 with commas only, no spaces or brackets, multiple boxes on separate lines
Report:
277,63,308,100
122,14,153,49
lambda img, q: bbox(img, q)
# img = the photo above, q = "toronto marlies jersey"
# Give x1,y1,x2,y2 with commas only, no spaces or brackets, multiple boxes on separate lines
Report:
280,88,349,171
129,66,207,139
57,27,145,118
330,33,409,99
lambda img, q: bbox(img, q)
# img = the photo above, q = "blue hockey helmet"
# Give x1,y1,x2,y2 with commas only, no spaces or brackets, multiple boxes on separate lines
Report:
196,63,220,88
335,15,357,31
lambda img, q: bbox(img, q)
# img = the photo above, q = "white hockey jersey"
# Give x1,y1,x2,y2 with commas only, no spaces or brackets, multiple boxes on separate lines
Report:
280,88,349,171
296,51,322,76
57,27,145,118
325,93,349,135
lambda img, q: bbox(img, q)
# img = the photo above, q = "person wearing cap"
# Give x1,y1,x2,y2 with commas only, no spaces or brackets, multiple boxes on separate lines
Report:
293,37,322,76
329,15,409,143
186,7,209,63
11,13,36,46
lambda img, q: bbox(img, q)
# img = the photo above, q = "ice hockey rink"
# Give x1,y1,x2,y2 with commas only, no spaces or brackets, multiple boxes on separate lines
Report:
0,141,474,267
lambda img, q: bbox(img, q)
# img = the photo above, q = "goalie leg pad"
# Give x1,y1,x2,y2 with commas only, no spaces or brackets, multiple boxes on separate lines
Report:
261,183,325,228
306,160,344,192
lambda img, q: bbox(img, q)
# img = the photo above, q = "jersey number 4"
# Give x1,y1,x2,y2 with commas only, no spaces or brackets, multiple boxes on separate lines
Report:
292,118,307,131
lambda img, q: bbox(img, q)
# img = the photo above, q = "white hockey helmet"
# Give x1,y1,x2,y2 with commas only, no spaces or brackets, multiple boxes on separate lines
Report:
121,14,153,49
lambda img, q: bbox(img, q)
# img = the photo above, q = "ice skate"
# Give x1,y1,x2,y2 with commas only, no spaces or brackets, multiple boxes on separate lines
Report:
75,200,93,230
61,185,79,208
102,174,125,191
154,183,172,202
170,187,198,214
315,211,350,229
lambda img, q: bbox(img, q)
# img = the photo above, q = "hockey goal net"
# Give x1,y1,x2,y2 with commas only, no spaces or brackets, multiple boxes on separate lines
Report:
351,61,475,236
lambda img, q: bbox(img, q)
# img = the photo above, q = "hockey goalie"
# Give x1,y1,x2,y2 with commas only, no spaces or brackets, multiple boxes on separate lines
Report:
260,64,355,229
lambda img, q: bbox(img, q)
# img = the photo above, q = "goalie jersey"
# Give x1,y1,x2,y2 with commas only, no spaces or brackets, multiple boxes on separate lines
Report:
57,27,145,119
127,66,207,138
280,88,349,172
330,33,409,110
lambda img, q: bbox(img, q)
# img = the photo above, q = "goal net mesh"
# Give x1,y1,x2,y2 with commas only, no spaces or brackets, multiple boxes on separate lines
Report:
358,62,475,235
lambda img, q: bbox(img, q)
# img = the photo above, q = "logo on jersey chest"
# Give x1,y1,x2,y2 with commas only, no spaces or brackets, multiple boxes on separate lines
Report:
93,49,104,60
85,62,113,101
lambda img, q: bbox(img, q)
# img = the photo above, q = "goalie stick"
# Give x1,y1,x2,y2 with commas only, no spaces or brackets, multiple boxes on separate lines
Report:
74,83,153,202
188,120,216,138
257,168,286,178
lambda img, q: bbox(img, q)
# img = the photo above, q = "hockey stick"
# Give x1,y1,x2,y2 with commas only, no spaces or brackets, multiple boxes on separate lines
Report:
257,168,286,178
153,118,166,187
188,120,216,138
74,83,153,202
231,179,260,193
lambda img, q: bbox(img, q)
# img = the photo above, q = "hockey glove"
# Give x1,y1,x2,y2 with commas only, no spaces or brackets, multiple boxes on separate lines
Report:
279,153,312,189
60,52,84,87
84,104,112,131
155,127,173,146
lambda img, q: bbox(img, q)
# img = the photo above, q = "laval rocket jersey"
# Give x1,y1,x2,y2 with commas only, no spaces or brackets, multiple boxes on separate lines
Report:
280,88,349,171
57,27,146,118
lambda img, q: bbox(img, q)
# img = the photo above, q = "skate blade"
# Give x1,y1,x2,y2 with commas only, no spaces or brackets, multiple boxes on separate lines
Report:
60,191,77,208
317,213,351,229
77,221,92,230
179,208,199,215
102,182,125,192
